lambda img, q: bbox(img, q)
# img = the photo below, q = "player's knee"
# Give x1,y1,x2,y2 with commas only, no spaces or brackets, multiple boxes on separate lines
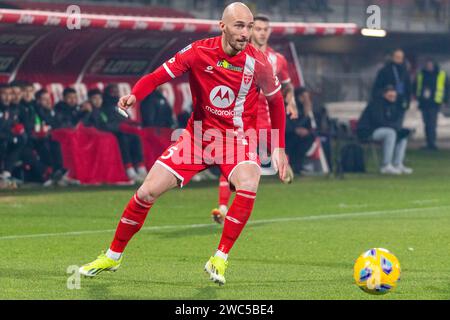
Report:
234,175,260,193
137,183,161,203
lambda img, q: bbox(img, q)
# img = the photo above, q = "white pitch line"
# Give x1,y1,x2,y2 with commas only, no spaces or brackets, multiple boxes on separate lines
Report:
0,205,448,241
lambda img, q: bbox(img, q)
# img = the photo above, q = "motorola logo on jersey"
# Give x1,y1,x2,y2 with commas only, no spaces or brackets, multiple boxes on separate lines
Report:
209,85,235,109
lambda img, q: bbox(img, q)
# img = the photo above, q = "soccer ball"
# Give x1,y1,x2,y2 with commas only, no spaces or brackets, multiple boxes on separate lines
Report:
353,248,401,295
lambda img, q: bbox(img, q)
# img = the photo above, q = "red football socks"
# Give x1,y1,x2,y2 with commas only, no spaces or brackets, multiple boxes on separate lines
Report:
109,192,153,253
218,190,256,254
218,174,232,207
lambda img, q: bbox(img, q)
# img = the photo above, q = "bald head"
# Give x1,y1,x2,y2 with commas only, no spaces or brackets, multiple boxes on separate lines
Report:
219,2,254,55
222,2,253,23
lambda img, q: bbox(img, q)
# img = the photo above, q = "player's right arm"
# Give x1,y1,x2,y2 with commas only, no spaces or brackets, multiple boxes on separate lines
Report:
118,43,195,110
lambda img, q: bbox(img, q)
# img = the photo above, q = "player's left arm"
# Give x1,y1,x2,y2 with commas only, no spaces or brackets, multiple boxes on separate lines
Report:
278,54,298,120
267,91,288,180
255,58,288,180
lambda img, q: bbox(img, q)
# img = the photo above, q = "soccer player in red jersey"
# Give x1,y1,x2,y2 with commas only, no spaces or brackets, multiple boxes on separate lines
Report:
211,14,298,224
79,2,288,285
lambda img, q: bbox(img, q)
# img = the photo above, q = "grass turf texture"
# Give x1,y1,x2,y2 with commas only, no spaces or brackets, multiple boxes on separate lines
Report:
0,150,449,300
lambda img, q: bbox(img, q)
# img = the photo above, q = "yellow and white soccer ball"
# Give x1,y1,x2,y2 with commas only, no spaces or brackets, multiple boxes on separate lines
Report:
353,248,401,295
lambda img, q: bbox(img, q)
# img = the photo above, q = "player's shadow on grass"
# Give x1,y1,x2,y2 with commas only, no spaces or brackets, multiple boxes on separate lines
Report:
191,285,220,299
145,220,272,239
82,278,114,299
231,256,352,270
0,267,57,280
81,278,221,300
145,226,221,239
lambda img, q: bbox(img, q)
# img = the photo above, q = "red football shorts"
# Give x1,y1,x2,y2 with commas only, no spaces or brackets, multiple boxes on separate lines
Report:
155,130,261,187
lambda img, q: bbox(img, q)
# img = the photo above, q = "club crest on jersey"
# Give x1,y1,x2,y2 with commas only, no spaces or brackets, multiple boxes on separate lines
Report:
209,85,235,109
243,73,253,85
217,59,243,72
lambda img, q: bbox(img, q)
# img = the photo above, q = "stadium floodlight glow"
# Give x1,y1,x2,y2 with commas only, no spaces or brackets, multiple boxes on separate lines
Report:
361,28,387,37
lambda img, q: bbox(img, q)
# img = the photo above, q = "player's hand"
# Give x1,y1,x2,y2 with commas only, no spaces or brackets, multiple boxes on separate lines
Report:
272,147,288,181
286,100,298,120
118,94,136,110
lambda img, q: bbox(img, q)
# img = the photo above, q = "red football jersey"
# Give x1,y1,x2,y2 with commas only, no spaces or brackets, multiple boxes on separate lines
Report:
256,46,291,130
160,36,281,134
131,36,286,148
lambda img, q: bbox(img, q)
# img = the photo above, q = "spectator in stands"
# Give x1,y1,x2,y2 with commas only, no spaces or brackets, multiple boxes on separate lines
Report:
54,87,82,128
17,81,37,137
357,85,413,175
177,109,191,129
8,81,27,137
88,88,103,110
285,87,315,174
413,58,449,151
1,83,15,187
140,86,174,128
0,83,27,185
85,88,148,183
0,83,51,186
35,89,59,129
33,89,69,186
372,49,412,114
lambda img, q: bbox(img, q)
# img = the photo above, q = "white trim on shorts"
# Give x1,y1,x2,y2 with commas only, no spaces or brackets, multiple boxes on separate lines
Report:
227,160,261,183
155,160,185,188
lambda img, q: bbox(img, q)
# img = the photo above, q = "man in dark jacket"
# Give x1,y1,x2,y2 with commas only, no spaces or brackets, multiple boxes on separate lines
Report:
0,83,27,184
33,88,69,185
372,49,412,113
1,83,15,186
1,83,51,186
285,87,315,174
85,87,148,183
54,87,82,128
358,85,412,175
140,87,174,128
413,59,449,150
19,81,38,136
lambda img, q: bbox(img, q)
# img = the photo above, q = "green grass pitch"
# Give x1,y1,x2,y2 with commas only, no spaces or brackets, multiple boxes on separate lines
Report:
1,150,449,300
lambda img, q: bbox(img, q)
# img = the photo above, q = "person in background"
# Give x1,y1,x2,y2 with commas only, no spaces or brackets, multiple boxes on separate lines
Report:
413,58,449,151
1,83,16,187
54,87,82,128
357,85,413,175
33,89,70,186
8,81,25,119
35,89,59,129
1,83,52,186
8,81,37,137
0,83,28,185
140,86,174,128
372,49,412,114
85,88,148,183
285,87,315,174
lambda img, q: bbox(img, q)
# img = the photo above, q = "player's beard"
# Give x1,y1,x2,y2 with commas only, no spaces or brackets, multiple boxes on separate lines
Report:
224,29,248,53
232,37,248,52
